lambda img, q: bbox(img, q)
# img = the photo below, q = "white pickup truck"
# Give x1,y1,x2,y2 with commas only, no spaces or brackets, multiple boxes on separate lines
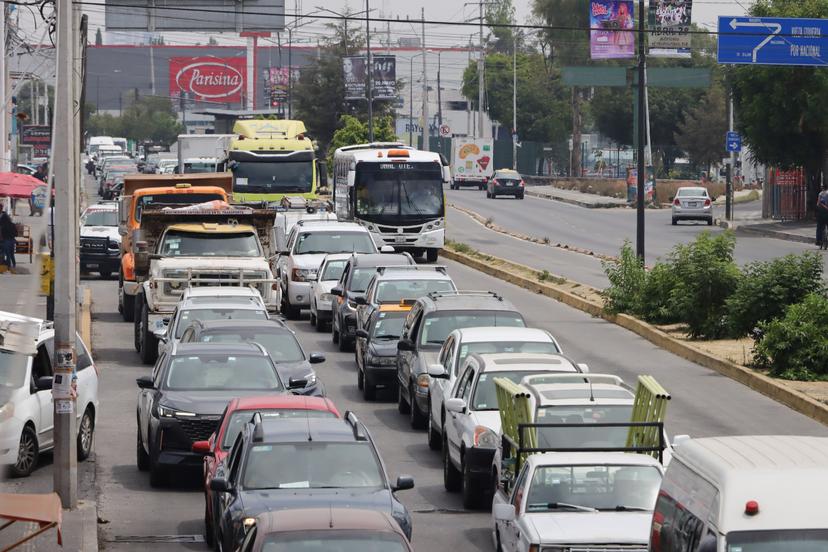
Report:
132,204,279,364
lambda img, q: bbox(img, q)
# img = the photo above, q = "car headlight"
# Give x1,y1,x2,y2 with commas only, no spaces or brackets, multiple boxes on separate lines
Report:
320,293,334,302
367,354,396,366
304,372,318,386
108,241,120,250
0,403,14,422
473,426,498,448
157,404,196,418
291,268,317,282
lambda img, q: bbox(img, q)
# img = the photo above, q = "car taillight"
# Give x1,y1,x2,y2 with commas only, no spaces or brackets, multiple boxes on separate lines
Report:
704,198,711,206
519,180,525,187
673,198,680,206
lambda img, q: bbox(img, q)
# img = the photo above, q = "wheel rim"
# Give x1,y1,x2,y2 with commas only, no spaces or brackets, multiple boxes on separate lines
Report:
79,412,93,453
17,431,35,473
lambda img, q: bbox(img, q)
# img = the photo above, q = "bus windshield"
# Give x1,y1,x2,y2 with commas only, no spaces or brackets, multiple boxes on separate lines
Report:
232,160,313,194
355,162,444,220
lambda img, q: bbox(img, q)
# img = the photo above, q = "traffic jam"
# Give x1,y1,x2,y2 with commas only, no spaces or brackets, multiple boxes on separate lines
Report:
2,125,825,552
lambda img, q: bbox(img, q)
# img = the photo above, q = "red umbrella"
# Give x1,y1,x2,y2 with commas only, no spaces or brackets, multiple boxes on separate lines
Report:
0,172,46,198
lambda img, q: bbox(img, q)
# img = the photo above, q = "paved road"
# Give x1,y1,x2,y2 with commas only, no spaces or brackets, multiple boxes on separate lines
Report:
446,189,827,270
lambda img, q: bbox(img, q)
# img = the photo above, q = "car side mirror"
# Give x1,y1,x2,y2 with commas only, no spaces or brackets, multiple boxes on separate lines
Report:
397,339,415,352
444,398,467,414
288,377,309,390
136,375,154,389
353,296,367,305
493,503,516,522
209,477,233,494
35,376,53,390
355,329,369,339
192,440,213,456
331,287,343,297
308,352,325,364
380,245,395,253
393,475,415,491
427,364,448,379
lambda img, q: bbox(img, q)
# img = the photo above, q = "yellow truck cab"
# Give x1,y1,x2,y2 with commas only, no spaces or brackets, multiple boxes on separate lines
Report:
227,119,318,202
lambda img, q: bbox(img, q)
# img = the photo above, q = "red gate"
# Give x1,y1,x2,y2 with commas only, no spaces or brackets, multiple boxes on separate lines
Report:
770,167,807,221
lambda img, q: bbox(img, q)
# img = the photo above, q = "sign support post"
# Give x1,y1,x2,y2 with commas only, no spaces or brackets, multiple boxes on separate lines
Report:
636,0,646,261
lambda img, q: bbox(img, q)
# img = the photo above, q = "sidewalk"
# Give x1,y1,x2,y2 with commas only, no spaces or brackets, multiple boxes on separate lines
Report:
524,185,629,208
0,206,47,317
727,220,817,245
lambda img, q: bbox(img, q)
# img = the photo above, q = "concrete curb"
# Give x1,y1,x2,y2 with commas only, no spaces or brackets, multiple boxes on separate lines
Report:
440,248,828,427
737,225,814,245
525,188,627,209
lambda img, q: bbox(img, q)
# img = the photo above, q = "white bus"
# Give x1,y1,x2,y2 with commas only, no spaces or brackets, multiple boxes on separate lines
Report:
333,143,447,262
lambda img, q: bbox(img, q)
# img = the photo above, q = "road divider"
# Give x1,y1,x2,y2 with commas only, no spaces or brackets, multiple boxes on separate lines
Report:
440,244,828,427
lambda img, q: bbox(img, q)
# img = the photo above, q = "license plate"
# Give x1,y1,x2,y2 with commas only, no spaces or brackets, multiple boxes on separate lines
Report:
87,263,98,269
506,182,514,186
394,236,406,243
687,202,697,207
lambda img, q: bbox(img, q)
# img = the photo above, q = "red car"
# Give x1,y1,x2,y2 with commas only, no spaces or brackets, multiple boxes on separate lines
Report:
193,395,340,547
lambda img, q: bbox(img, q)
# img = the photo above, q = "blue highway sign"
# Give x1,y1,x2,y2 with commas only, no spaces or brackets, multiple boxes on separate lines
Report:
718,16,828,66
726,131,741,153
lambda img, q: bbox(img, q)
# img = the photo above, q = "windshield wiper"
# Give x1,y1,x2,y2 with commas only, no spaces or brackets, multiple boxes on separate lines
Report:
602,505,650,512
376,335,400,340
529,502,598,513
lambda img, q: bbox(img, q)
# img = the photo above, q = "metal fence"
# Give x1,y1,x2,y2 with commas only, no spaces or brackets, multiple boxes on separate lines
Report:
769,167,807,221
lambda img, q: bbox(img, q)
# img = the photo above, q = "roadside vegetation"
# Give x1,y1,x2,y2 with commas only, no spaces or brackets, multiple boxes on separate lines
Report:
603,233,827,380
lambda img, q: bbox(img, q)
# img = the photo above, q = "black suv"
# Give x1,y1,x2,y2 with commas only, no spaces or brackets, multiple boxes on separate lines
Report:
135,342,304,486
331,253,414,352
209,411,415,551
355,306,409,400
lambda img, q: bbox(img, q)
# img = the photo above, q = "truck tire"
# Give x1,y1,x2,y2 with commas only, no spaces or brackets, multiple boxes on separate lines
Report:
120,273,135,322
138,293,158,365
443,438,461,492
426,249,439,263
462,461,485,509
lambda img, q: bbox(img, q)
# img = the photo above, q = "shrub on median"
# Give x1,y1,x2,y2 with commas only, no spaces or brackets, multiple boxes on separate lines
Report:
753,293,828,380
602,241,647,315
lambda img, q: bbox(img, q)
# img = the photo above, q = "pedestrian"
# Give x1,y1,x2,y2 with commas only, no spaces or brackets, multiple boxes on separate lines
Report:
0,204,17,271
86,158,95,175
817,183,828,248
33,164,47,182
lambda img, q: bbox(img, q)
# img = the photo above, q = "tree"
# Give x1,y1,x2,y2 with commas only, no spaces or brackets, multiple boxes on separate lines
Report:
85,96,183,146
95,28,103,46
729,0,828,213
327,115,396,166
675,82,727,173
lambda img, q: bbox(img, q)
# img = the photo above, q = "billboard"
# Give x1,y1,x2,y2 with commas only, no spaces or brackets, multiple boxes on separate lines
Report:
21,125,52,158
263,67,299,107
169,57,246,104
590,1,636,60
649,0,693,58
104,0,285,32
343,55,397,100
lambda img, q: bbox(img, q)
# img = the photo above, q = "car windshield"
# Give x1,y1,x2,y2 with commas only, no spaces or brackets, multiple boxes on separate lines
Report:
243,442,384,489
164,354,281,391
159,231,262,257
355,162,445,218
458,341,560,371
232,159,314,195
183,162,217,173
726,530,828,551
321,260,347,281
261,531,409,552
134,193,224,222
495,173,520,182
677,188,707,197
198,330,304,362
83,210,118,227
371,312,407,339
524,464,662,512
221,409,337,449
419,311,525,348
472,370,548,410
534,405,635,449
0,350,29,389
175,308,268,339
350,268,378,292
376,279,456,303
295,232,376,255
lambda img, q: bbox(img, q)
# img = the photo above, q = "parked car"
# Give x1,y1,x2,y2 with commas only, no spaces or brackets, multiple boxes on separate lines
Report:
355,304,412,400
179,319,326,396
0,312,98,477
192,395,340,548
238,508,414,552
209,411,415,550
426,326,565,451
309,253,350,331
440,352,583,508
135,342,303,486
331,252,415,351
671,186,713,225
486,169,525,200
396,291,525,430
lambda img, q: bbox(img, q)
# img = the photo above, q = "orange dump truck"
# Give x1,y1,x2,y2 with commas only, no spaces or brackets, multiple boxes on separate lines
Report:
117,173,232,321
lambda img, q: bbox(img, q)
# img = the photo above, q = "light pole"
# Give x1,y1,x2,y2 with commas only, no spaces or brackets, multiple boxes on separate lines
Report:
366,0,373,141
512,28,517,170
409,52,425,146
636,0,646,260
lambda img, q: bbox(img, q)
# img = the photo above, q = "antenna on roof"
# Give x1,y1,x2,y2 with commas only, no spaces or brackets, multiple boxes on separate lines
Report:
328,503,334,528
587,377,595,403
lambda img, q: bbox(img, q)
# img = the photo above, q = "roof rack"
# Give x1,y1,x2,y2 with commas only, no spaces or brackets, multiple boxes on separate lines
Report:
375,265,447,275
295,217,341,227
521,373,630,390
426,290,502,301
339,142,408,152
343,411,368,441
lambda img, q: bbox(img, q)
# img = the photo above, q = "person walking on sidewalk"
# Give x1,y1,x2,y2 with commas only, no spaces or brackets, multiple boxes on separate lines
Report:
817,183,828,248
0,205,17,271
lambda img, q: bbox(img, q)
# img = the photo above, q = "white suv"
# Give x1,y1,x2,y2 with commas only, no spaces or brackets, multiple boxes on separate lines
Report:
0,312,99,477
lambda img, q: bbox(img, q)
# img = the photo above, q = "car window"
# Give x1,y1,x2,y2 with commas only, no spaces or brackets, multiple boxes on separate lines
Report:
350,267,379,292
228,433,245,483
261,532,409,551
376,278,455,303
0,349,30,389
294,232,376,255
472,370,547,410
164,354,282,391
461,368,475,402
174,308,268,339
221,408,337,449
454,367,473,399
152,354,166,387
458,340,560,368
321,259,347,281
31,344,52,381
199,330,304,362
370,311,407,339
440,336,455,372
76,337,93,372
419,311,525,348
677,188,708,197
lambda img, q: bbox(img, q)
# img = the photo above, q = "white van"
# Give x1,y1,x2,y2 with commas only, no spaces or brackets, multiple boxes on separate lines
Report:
649,435,828,552
88,136,114,156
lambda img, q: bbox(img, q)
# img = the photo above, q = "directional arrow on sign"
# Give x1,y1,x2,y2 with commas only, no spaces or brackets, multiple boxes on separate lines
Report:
729,18,782,62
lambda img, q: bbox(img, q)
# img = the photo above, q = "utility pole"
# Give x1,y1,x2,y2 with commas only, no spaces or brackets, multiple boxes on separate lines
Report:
408,57,414,145
512,26,517,170
421,8,429,152
726,88,734,221
53,0,78,509
477,1,484,138
0,4,8,172
635,0,646,261
365,0,373,141
436,51,443,128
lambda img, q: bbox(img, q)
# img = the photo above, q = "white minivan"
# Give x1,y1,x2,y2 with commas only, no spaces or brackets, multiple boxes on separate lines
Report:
649,435,828,552
0,312,99,477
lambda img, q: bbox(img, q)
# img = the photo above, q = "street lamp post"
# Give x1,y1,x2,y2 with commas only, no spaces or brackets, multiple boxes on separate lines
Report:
366,0,373,141
409,52,425,146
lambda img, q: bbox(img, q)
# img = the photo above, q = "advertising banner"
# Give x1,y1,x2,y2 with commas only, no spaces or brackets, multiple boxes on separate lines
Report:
343,55,397,100
590,1,636,60
648,0,693,58
626,166,656,204
169,57,246,103
21,125,52,158
263,67,298,107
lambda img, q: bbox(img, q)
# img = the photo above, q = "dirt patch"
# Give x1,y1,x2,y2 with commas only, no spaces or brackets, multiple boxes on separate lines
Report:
525,178,725,203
